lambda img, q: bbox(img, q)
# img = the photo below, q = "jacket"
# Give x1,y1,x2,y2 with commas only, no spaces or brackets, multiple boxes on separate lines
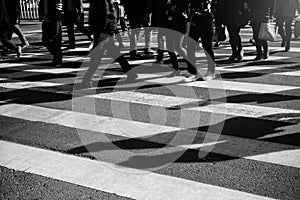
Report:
63,0,84,14
0,0,9,28
275,0,300,18
122,0,150,16
89,0,116,35
248,0,275,22
39,0,63,22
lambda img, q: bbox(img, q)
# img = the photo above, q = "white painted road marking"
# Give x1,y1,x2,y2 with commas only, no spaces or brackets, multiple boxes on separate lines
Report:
0,140,274,200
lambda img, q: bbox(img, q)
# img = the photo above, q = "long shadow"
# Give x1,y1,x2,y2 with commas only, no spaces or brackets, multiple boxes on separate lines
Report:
215,93,300,104
0,89,72,104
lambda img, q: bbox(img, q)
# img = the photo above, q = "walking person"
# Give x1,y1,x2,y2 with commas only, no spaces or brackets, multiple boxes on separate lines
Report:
80,0,137,88
275,0,300,52
62,0,92,49
39,0,63,66
6,0,29,48
216,0,249,62
0,0,22,57
185,0,216,82
122,0,153,59
248,0,276,60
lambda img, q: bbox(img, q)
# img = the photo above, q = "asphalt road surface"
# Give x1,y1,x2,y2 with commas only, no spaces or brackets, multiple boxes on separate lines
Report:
0,21,300,200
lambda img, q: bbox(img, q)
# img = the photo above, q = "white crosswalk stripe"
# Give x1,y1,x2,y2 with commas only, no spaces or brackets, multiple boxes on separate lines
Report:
0,28,299,199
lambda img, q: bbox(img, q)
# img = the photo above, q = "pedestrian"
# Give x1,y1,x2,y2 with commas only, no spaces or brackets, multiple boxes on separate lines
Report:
39,0,63,67
80,0,137,88
164,0,189,75
248,0,276,60
122,0,153,59
0,0,22,57
6,0,30,48
62,0,92,49
185,0,216,82
216,0,249,62
275,0,300,52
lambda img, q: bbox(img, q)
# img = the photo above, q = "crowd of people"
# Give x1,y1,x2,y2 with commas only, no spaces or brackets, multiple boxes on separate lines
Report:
1,0,300,87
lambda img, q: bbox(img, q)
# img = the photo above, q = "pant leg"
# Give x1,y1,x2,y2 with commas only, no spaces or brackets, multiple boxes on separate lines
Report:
165,33,179,70
187,22,201,75
0,29,18,51
285,17,293,44
276,17,286,41
13,24,28,45
252,21,263,55
128,17,139,52
65,13,76,47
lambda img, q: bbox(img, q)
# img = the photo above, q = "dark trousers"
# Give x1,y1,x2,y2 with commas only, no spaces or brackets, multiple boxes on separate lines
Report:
0,28,18,51
42,19,62,62
225,22,242,55
252,21,268,55
82,33,131,83
187,15,215,74
64,12,92,47
276,16,293,44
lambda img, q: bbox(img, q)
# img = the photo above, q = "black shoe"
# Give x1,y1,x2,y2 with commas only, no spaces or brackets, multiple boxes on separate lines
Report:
281,40,286,47
249,38,255,45
213,41,221,48
67,45,76,49
263,51,269,60
254,54,263,61
285,43,290,52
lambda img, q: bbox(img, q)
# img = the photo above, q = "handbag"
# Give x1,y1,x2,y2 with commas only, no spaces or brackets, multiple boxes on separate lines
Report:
258,21,278,41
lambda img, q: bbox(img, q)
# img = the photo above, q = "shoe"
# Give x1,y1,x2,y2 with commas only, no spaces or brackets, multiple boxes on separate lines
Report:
254,54,263,61
183,73,202,82
203,73,216,81
16,46,22,57
52,60,62,67
281,40,286,47
285,42,290,52
228,54,237,61
144,49,155,55
21,42,30,48
130,50,141,59
263,51,269,60
236,50,244,61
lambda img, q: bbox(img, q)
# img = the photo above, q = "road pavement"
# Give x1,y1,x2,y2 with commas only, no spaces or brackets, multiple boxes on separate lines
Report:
0,21,300,199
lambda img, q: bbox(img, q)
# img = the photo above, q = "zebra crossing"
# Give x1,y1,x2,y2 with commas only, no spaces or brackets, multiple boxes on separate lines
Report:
1,29,300,199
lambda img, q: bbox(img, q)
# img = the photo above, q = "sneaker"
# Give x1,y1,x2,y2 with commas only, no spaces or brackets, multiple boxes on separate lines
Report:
285,42,290,52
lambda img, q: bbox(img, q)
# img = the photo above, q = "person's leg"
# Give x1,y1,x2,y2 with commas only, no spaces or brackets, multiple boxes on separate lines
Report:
82,33,107,84
199,16,215,75
252,21,263,60
141,16,152,53
276,17,286,47
76,13,93,41
226,22,238,60
13,24,29,47
186,24,200,75
66,14,76,49
52,22,63,65
156,28,165,62
285,16,293,52
0,29,21,57
165,33,179,71
128,17,139,58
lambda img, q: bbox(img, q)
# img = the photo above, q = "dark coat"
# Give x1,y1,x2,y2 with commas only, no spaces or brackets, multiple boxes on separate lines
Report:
39,0,63,22
5,0,21,24
89,0,116,35
63,0,84,14
216,0,246,24
0,0,10,28
122,0,150,17
275,0,300,18
248,0,275,22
